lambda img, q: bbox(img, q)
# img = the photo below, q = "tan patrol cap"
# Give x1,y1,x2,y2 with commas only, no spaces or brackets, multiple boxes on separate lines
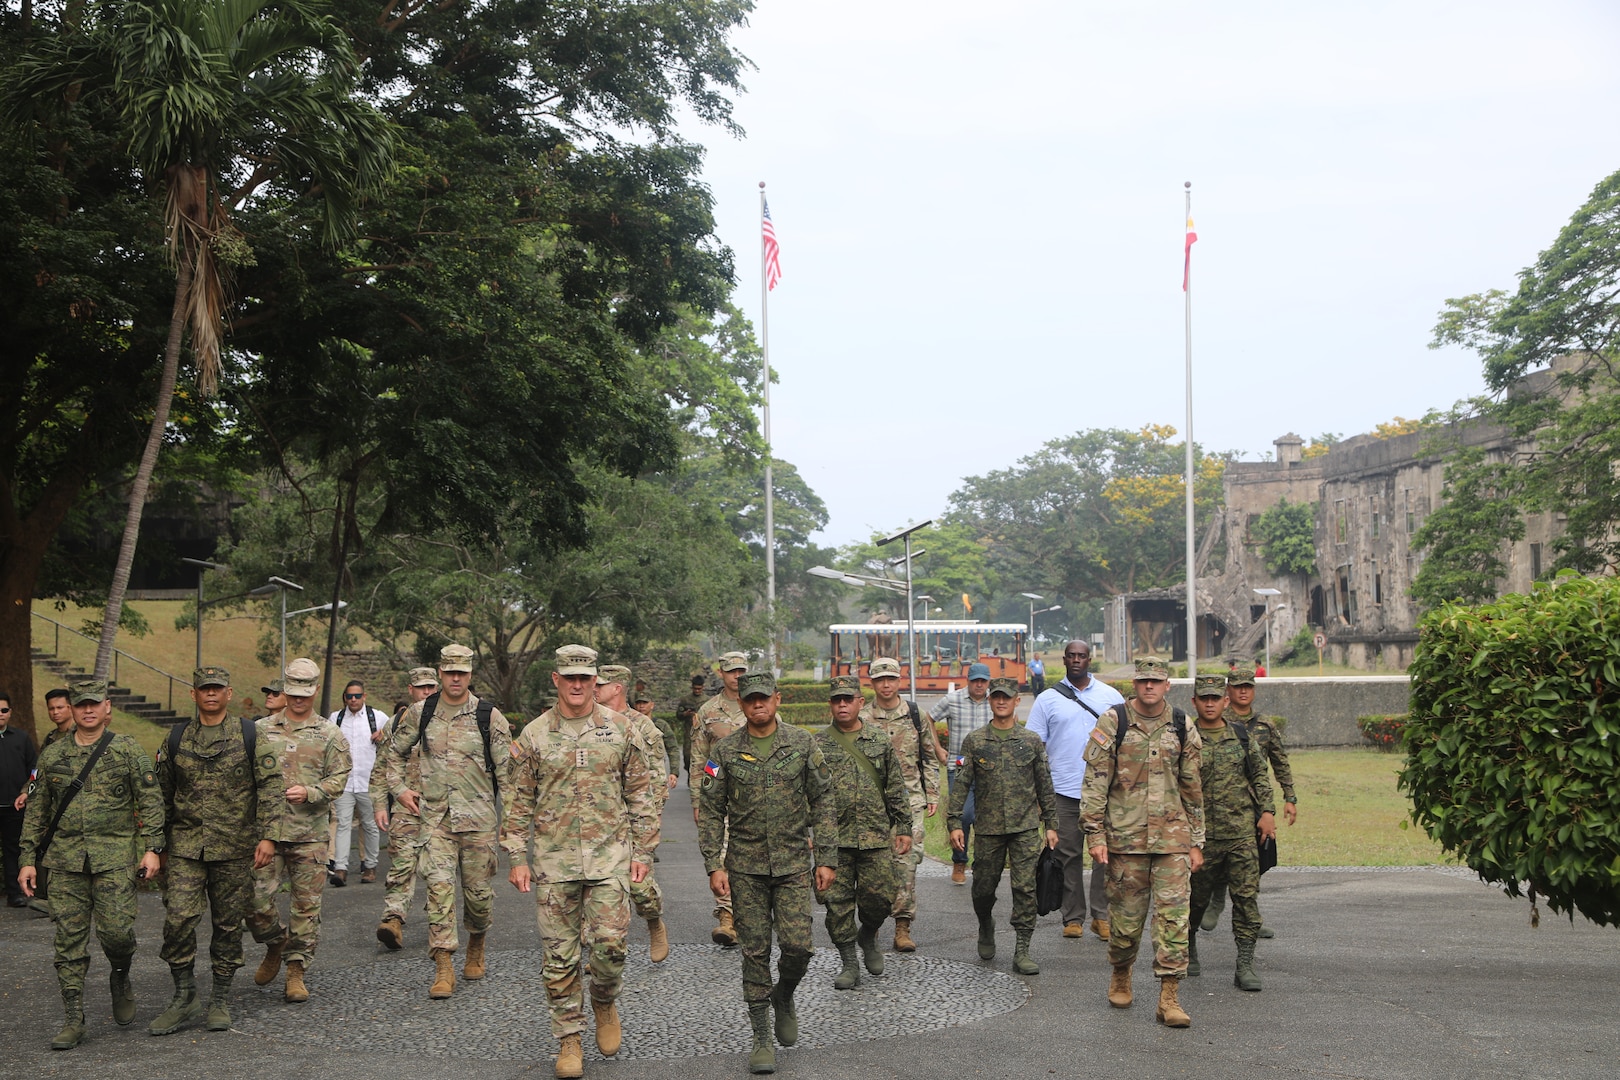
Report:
718,651,750,672
555,644,599,677
407,667,439,688
284,658,321,697
869,657,902,679
438,644,476,673
1133,656,1170,681
596,664,632,687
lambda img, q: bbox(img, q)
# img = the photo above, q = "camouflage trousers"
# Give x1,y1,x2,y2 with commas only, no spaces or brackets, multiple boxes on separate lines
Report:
816,847,895,945
534,877,630,1038
629,869,662,921
159,855,253,977
889,801,926,921
703,816,731,918
731,869,813,1003
1190,836,1262,947
973,829,1043,932
381,811,429,923
246,841,327,965
423,825,497,952
1105,851,1192,978
49,866,138,996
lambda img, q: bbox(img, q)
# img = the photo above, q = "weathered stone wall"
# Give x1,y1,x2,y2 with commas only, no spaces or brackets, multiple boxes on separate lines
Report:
1164,675,1410,747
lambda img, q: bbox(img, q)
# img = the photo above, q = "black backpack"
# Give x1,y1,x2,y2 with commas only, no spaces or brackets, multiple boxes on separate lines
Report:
334,704,380,734
1108,702,1187,758
398,692,499,802
166,716,257,765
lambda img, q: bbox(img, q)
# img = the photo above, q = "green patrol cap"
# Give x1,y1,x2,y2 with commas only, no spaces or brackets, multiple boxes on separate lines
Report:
869,657,902,679
69,677,109,705
283,658,320,697
718,651,750,672
1227,663,1257,686
407,667,438,688
1134,656,1170,681
193,665,231,688
596,664,632,687
439,643,476,673
737,670,777,699
829,675,861,699
261,678,285,694
988,677,1018,698
1193,674,1227,698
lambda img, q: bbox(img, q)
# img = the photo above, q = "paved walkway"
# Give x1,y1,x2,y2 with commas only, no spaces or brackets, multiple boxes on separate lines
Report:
3,786,1617,1079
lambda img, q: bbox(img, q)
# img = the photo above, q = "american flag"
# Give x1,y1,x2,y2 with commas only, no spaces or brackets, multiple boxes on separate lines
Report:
762,199,783,291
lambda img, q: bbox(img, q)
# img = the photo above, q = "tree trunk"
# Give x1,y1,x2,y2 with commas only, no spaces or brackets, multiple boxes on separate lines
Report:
319,478,357,717
92,251,191,678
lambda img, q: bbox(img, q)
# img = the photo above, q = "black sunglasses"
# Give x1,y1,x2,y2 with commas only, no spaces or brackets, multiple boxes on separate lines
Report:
344,692,364,699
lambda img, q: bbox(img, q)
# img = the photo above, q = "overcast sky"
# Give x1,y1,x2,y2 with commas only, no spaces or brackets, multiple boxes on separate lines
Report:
692,1,1620,548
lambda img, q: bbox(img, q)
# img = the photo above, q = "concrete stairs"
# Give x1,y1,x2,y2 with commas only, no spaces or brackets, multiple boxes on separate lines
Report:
31,647,186,725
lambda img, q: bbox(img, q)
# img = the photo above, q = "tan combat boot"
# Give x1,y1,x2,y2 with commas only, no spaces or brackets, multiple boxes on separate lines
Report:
284,960,309,1003
555,1033,584,1078
593,1001,622,1056
712,909,738,946
1108,964,1133,1008
463,932,487,980
1091,918,1111,941
429,948,455,998
647,918,670,963
893,917,916,952
1155,976,1191,1027
254,937,285,986
376,915,404,951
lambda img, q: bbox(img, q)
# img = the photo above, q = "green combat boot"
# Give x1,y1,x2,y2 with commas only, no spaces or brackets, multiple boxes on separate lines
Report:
1012,930,1040,975
52,991,85,1050
110,962,137,1026
1187,929,1201,977
149,965,202,1036
975,900,997,960
1257,923,1276,939
1200,884,1225,932
747,1001,776,1074
207,972,235,1030
834,943,860,991
1234,940,1263,991
857,922,884,975
770,983,798,1047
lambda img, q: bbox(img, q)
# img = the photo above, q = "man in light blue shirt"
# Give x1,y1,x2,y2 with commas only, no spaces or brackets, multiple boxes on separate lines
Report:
1026,639,1125,939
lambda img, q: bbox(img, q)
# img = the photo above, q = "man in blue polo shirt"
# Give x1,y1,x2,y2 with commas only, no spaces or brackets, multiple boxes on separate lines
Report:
1026,639,1125,940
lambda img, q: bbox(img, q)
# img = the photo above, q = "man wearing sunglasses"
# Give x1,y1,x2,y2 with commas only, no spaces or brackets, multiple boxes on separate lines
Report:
327,680,384,886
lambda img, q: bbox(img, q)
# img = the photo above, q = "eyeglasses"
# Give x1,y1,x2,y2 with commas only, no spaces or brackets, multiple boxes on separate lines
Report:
343,692,364,700
0,707,10,714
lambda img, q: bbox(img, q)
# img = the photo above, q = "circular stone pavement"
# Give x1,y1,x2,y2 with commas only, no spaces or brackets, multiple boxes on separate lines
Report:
232,943,1030,1061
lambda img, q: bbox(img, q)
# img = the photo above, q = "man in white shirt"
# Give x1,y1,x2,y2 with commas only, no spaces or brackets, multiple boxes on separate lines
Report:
1026,640,1125,940
328,679,384,885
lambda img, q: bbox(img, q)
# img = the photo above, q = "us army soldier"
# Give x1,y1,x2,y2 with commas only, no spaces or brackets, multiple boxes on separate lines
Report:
690,650,749,945
374,666,438,949
246,658,353,1003
950,677,1059,975
861,655,942,952
699,670,838,1075
813,674,910,990
502,645,657,1079
19,677,165,1050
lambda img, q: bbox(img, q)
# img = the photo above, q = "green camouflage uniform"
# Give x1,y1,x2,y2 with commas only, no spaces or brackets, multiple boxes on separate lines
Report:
622,706,670,921
949,723,1058,932
812,722,909,944
20,733,165,1000
371,708,427,923
691,691,746,917
156,717,280,977
1188,721,1274,947
861,699,941,921
384,694,511,953
699,723,837,1003
246,713,352,965
501,703,657,1039
1226,708,1295,805
1080,704,1204,977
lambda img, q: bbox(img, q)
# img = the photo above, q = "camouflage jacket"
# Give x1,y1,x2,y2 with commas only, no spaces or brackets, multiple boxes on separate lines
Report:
1226,708,1295,804
156,717,281,860
20,732,165,872
699,721,837,876
369,705,421,826
1193,721,1275,841
620,707,671,809
501,704,657,883
861,700,942,808
256,712,352,844
1079,704,1205,854
690,692,746,787
675,692,704,733
384,694,511,835
949,723,1058,836
814,722,910,850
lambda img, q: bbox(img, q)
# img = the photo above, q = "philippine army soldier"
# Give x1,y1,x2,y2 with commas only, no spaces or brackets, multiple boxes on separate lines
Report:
700,670,837,1075
502,645,657,1079
383,643,511,998
676,672,707,774
861,655,942,952
1080,656,1204,1028
949,678,1059,975
813,675,911,990
246,658,353,1003
690,650,750,946
595,663,677,964
373,666,438,950
149,667,280,1036
259,678,287,719
1185,675,1276,991
18,678,165,1050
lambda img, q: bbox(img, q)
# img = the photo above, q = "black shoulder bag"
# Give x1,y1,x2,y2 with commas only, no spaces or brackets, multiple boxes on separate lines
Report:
34,731,115,864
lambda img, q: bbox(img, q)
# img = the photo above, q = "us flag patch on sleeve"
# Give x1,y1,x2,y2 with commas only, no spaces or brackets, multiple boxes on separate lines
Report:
1090,727,1112,748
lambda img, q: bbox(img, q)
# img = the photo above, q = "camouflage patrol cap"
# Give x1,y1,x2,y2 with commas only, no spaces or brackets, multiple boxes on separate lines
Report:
193,665,231,688
554,643,598,677
988,677,1018,698
438,643,476,673
737,670,778,699
869,657,902,680
69,677,109,705
1133,656,1170,681
1227,663,1258,686
718,651,750,672
596,664,632,687
283,658,321,697
829,675,862,699
261,679,285,695
1193,674,1228,698
407,667,439,688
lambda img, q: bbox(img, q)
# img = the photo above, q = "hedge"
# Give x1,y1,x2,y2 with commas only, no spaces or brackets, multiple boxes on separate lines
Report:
1357,714,1407,751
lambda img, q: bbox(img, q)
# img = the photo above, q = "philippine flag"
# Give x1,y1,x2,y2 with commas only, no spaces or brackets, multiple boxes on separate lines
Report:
703,760,722,779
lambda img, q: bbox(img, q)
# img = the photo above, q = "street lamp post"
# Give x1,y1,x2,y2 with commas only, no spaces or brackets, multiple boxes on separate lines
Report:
263,577,305,675
1253,587,1282,672
877,520,932,705
283,599,346,688
180,558,225,672
1020,592,1044,647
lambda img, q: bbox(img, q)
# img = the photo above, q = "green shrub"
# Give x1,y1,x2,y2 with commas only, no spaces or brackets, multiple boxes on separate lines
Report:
1403,572,1620,927
1357,714,1407,751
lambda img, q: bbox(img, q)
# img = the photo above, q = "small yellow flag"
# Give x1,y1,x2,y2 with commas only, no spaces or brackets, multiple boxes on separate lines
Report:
962,593,973,616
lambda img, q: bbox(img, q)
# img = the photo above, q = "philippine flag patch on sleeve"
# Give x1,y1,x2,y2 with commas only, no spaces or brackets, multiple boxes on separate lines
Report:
703,759,722,780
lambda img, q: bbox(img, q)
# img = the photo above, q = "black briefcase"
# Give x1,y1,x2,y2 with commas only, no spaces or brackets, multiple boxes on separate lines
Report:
1035,845,1065,915
1257,832,1278,875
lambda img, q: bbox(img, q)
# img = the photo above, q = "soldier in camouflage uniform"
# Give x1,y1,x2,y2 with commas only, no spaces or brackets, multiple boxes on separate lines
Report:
1081,656,1204,1028
676,673,707,775
813,675,910,990
18,678,165,1050
150,667,281,1035
1185,675,1275,991
502,645,657,1079
595,664,676,964
700,670,837,1075
246,658,353,1003
860,655,942,952
383,643,511,998
950,678,1059,975
690,650,750,945
373,666,438,950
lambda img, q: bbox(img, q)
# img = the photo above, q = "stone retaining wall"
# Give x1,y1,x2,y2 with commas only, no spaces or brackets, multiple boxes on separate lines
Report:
1164,675,1410,746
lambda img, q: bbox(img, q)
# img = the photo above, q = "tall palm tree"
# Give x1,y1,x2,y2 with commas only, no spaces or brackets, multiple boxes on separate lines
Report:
4,0,394,677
